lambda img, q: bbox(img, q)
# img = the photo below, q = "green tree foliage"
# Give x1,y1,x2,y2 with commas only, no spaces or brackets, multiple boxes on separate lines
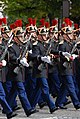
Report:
1,0,62,25
70,0,80,23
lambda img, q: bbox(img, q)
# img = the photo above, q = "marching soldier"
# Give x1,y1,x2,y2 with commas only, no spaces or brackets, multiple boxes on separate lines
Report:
55,26,80,109
1,25,20,111
25,18,47,108
24,18,37,100
6,27,37,117
48,19,61,97
0,31,17,119
28,25,58,113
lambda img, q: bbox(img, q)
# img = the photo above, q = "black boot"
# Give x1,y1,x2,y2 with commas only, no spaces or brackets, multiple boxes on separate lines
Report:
26,108,37,117
59,106,67,109
12,106,21,111
74,104,80,110
39,102,47,109
55,103,67,109
64,100,71,106
7,112,17,119
50,107,58,114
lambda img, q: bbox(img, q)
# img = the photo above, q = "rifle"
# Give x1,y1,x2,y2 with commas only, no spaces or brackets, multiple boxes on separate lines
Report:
38,39,53,71
0,32,14,61
14,33,32,74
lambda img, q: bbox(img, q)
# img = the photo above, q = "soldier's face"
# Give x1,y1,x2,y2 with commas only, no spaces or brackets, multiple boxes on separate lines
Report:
25,33,30,41
16,33,24,43
42,34,47,41
49,33,53,39
54,32,58,39
63,34,68,40
42,34,50,43
68,33,73,40
18,36,24,43
31,32,37,38
37,34,43,41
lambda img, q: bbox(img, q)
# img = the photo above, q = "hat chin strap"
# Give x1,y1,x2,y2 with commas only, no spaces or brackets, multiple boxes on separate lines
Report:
2,33,9,40
6,33,9,37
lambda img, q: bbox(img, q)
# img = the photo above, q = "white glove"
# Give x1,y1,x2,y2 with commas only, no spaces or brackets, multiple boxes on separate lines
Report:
41,56,51,64
62,52,71,57
62,52,71,61
2,60,7,66
72,54,78,59
20,57,29,67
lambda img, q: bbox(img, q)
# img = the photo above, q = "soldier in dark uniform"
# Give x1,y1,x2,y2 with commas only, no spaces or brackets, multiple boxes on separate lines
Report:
6,28,37,117
28,27,58,113
24,26,37,101
55,30,80,109
1,27,19,111
74,44,80,101
0,32,17,119
25,20,47,108
48,26,61,98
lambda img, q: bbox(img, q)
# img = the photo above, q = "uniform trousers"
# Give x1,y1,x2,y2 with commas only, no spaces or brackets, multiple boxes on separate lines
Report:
30,77,56,110
48,73,61,96
0,82,12,114
7,81,32,113
56,75,80,107
3,81,18,108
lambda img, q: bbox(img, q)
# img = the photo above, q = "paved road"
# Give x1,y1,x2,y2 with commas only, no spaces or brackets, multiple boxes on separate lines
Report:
0,97,80,119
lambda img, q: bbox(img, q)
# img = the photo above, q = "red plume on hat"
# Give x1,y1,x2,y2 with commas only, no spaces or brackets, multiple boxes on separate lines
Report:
45,22,50,28
52,19,58,26
2,17,7,24
40,18,45,27
74,23,78,29
64,18,72,26
15,19,22,27
26,18,37,32
33,19,36,26
28,18,33,25
10,23,16,30
61,23,66,28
